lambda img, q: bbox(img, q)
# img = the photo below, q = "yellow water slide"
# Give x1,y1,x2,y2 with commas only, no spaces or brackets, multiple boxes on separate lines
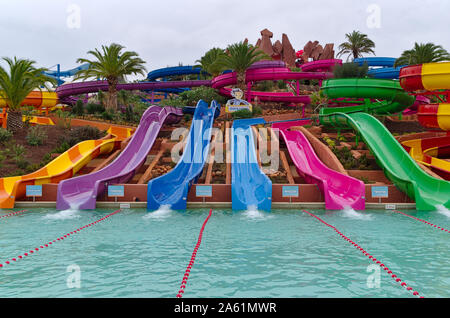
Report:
0,126,133,209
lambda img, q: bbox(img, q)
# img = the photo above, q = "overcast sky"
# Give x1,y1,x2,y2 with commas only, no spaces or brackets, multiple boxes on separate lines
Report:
1,0,449,78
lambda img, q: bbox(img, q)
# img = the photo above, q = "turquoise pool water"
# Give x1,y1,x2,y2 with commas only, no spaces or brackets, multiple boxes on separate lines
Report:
0,207,449,298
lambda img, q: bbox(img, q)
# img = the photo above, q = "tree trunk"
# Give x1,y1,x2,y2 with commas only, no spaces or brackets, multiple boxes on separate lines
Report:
236,72,247,93
6,110,23,132
106,78,118,111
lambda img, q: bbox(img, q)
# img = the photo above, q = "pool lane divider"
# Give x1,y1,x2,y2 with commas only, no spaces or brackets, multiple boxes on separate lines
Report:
0,209,121,269
301,210,423,298
0,210,28,220
394,210,450,233
176,209,213,298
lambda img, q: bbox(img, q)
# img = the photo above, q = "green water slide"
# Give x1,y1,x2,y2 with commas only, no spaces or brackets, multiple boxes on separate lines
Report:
319,78,450,211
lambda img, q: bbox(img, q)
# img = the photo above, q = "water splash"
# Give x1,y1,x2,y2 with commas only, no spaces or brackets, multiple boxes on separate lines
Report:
43,208,81,220
436,205,450,218
342,206,373,221
144,205,173,220
242,205,273,220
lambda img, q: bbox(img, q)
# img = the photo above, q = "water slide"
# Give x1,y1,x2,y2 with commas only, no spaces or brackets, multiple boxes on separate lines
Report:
44,63,90,86
56,106,182,210
402,136,450,180
55,80,211,104
319,78,450,210
147,100,219,211
231,118,272,211
272,120,365,210
0,91,59,110
0,126,132,209
398,62,450,179
353,57,404,79
212,60,337,104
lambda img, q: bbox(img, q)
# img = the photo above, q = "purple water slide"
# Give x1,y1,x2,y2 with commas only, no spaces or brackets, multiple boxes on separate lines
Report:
272,121,365,210
56,106,182,210
211,67,332,104
299,59,342,72
56,80,212,103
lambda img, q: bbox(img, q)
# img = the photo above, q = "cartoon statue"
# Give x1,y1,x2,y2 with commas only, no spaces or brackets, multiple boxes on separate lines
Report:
225,88,252,113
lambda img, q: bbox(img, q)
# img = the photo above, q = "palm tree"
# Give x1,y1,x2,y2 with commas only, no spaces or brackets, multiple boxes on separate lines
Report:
219,41,269,92
74,43,147,111
0,57,56,132
337,31,376,61
195,48,227,78
394,42,450,67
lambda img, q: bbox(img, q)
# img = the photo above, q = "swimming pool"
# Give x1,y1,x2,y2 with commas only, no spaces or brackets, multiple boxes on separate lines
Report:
0,207,449,298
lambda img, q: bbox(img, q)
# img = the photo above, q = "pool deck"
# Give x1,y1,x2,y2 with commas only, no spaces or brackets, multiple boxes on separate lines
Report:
14,201,418,210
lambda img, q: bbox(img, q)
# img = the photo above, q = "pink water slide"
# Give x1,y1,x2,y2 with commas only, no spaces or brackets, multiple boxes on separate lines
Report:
272,120,365,210
211,60,339,104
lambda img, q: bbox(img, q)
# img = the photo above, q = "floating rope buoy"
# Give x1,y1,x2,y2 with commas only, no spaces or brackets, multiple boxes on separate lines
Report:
394,210,449,233
176,209,212,298
0,209,28,220
0,209,121,269
301,210,423,298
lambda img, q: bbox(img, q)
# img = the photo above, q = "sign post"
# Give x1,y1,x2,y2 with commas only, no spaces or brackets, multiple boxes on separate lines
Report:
282,185,299,204
371,186,389,204
26,185,42,203
196,185,213,204
108,185,125,203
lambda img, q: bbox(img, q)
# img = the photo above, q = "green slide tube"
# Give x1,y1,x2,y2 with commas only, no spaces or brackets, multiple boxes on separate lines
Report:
319,78,450,211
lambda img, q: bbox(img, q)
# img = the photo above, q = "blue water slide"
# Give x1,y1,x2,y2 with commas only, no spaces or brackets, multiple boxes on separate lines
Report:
147,66,206,81
44,63,90,85
147,100,219,210
354,57,404,79
231,118,272,211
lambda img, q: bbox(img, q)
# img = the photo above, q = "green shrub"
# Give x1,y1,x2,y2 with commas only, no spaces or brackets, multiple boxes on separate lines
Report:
85,103,105,114
53,142,71,154
0,128,13,144
16,159,29,170
26,126,48,146
159,97,186,108
72,99,85,116
60,126,105,147
179,86,227,105
252,106,263,116
232,109,253,119
333,62,369,79
183,114,192,122
101,111,114,121
277,80,287,90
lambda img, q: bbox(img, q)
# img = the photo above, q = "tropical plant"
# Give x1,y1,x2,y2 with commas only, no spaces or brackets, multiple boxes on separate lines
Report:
195,48,227,78
394,42,450,67
0,57,56,132
333,62,369,79
337,31,376,61
179,86,227,105
26,126,48,146
0,127,13,144
310,91,329,114
219,41,269,91
74,43,147,111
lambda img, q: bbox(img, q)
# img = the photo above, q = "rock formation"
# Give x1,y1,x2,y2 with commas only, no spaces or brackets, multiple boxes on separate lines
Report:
253,29,336,67
254,29,298,67
301,41,335,61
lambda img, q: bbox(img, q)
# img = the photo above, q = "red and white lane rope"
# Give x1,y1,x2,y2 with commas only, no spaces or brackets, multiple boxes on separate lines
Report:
0,210,28,220
301,210,423,298
394,210,450,233
0,209,121,269
176,209,213,298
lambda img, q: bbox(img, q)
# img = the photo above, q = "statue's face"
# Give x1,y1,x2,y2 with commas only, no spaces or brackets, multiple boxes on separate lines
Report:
234,91,243,99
